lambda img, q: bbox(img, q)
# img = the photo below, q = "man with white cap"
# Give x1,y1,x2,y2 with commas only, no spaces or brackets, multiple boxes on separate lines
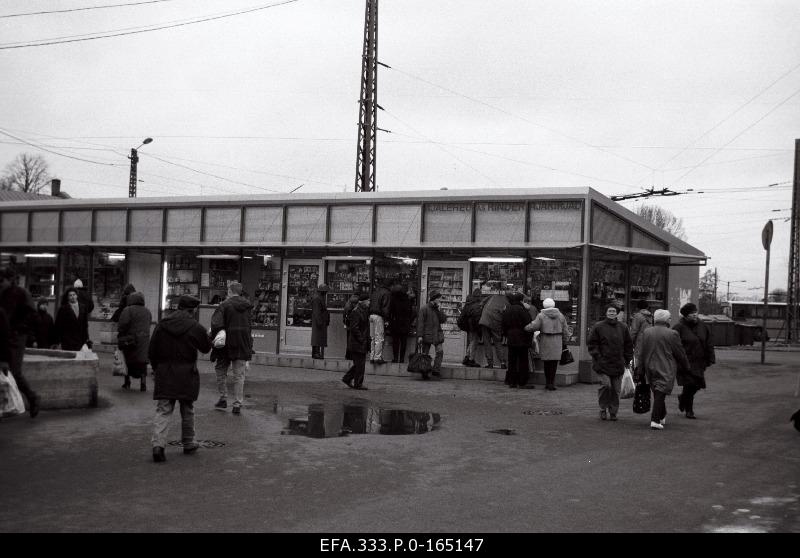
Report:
636,309,690,430
73,278,95,316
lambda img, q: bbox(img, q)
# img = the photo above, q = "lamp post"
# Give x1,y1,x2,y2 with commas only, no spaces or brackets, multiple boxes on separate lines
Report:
128,137,153,198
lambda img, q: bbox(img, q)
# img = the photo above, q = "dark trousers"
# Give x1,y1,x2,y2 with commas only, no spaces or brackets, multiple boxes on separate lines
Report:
680,384,700,413
543,360,558,386
343,352,366,388
9,333,37,405
391,334,408,362
312,346,325,359
505,346,530,386
651,389,667,422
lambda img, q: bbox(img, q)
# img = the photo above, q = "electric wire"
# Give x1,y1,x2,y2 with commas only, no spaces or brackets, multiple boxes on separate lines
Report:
0,0,178,19
0,128,121,166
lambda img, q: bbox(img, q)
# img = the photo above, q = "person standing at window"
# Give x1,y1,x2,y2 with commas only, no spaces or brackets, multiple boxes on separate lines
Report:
525,298,570,391
478,292,508,369
311,284,330,360
673,302,715,419
389,281,413,363
416,291,447,379
501,292,533,388
368,278,391,365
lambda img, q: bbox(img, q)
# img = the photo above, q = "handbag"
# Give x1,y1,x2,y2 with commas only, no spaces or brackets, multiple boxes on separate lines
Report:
620,367,635,399
112,349,128,377
0,370,26,417
633,381,651,414
117,334,136,350
559,345,574,365
407,343,432,379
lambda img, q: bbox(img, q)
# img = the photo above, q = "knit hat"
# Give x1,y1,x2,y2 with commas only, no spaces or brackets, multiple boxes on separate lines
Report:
178,295,200,309
680,302,698,316
653,309,671,323
74,279,83,288
605,303,619,314
429,290,442,301
542,298,555,309
637,299,649,310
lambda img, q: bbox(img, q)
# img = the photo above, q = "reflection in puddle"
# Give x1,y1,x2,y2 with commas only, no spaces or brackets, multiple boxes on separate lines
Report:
280,402,441,437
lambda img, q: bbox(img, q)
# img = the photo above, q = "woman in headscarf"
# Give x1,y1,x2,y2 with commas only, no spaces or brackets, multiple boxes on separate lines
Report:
525,298,570,391
672,302,715,419
117,291,153,391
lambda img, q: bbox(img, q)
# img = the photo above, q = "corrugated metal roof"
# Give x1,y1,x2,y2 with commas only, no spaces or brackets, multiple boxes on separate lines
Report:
0,190,59,202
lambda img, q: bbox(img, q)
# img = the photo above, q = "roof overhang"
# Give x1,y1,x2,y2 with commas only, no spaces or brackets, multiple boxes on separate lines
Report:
589,243,707,266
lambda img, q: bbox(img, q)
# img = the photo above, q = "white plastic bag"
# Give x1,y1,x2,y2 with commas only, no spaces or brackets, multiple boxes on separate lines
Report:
112,349,128,376
620,367,635,399
213,329,226,349
0,370,26,417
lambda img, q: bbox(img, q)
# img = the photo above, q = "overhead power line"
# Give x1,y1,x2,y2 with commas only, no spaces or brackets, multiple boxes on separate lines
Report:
0,0,299,50
0,127,121,166
0,0,177,19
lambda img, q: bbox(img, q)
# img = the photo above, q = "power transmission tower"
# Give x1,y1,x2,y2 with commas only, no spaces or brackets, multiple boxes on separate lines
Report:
788,139,800,342
354,0,379,192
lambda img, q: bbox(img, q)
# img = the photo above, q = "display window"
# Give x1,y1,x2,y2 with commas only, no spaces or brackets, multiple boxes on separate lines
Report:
199,254,241,305
286,264,319,327
164,251,200,311
589,259,627,326
629,263,666,312
471,261,524,295
92,251,126,319
244,253,281,329
373,253,420,307
0,252,58,301
326,259,371,310
527,255,581,343
425,267,464,337
62,250,91,292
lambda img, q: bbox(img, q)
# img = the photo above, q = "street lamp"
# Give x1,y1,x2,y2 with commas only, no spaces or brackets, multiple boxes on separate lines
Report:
128,137,153,198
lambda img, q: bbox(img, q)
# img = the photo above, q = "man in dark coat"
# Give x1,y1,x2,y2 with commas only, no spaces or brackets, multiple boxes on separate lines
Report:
461,289,484,367
31,299,56,349
587,303,633,421
54,287,90,351
342,293,371,390
117,292,152,391
311,284,330,359
210,282,253,415
368,278,391,364
501,291,534,388
478,293,508,369
0,267,39,418
672,302,715,419
416,290,447,378
149,295,211,463
389,282,413,363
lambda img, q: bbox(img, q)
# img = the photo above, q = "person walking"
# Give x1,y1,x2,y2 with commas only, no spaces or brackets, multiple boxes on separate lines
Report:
72,278,95,316
460,289,484,368
630,299,653,350
672,302,715,419
501,292,534,388
31,299,56,349
389,282,413,363
111,283,136,323
210,282,253,415
54,287,90,351
342,293,371,390
478,292,508,369
587,303,633,421
148,295,211,463
368,278,391,364
525,297,570,391
311,284,330,360
636,309,690,430
117,291,152,392
416,290,447,379
0,267,39,418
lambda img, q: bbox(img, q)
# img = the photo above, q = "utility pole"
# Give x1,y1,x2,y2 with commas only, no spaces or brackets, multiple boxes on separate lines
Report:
354,0,378,192
787,139,800,342
713,268,718,310
128,137,153,198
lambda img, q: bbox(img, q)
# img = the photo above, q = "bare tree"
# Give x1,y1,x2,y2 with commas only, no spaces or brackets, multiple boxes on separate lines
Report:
1,153,51,193
635,204,687,241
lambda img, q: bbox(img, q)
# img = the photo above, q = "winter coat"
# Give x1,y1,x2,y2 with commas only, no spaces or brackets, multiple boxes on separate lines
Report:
417,302,446,345
32,309,56,348
462,293,485,332
54,301,90,351
673,318,715,389
343,295,360,330
76,287,95,316
478,294,507,333
116,292,152,366
311,294,330,347
636,324,690,394
369,286,391,318
0,307,11,365
587,318,633,377
501,301,533,347
111,283,136,323
630,309,653,347
0,284,35,337
525,307,570,361
210,295,254,361
149,309,211,401
347,304,371,355
389,288,413,336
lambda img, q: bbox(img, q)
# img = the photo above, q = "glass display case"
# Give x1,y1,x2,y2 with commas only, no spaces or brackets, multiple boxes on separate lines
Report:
92,251,126,319
425,267,464,337
373,254,420,309
286,264,318,327
165,253,200,311
326,260,370,310
589,260,626,326
203,258,240,305
27,256,57,301
527,256,581,343
471,262,524,295
629,263,666,311
251,259,281,329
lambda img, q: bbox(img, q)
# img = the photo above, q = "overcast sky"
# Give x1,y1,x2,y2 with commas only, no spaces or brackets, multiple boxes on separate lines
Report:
1,0,799,296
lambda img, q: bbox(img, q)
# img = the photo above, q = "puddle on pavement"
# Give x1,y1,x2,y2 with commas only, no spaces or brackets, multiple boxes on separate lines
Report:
277,402,441,437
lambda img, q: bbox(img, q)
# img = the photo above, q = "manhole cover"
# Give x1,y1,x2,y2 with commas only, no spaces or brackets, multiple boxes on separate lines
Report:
168,440,226,448
522,409,564,416
488,428,517,435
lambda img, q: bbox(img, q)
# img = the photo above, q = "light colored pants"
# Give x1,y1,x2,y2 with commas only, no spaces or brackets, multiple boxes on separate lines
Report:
369,314,385,360
152,399,195,448
215,358,247,407
598,373,622,415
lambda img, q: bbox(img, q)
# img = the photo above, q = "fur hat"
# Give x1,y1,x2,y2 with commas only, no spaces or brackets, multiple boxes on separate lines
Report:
543,298,555,309
680,302,698,316
653,309,671,323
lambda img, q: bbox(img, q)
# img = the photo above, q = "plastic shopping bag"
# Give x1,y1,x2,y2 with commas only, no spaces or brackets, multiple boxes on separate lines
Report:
0,370,26,417
620,367,635,399
213,329,226,349
112,349,128,376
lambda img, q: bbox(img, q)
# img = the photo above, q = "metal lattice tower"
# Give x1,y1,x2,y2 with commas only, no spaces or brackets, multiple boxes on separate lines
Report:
355,0,378,192
787,139,800,342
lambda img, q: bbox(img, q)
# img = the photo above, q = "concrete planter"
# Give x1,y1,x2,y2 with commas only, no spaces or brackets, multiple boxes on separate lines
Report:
23,348,99,409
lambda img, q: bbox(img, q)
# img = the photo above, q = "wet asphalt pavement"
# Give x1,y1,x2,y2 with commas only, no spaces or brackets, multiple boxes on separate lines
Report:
1,348,799,533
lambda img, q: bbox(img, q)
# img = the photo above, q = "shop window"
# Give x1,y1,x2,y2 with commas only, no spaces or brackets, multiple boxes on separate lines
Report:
1,212,28,243
166,209,201,242
164,253,200,311
629,264,666,312
529,201,583,243
475,201,525,243
423,202,471,244
373,254,421,316
62,250,91,292
326,259,371,309
425,267,464,337
591,206,628,246
201,256,240,305
129,210,163,243
589,260,627,326
62,210,92,242
471,261,525,295
286,206,326,243
94,210,126,243
375,205,421,245
30,212,59,243
286,264,319,327
92,251,126,319
330,206,373,245
27,256,58,301
244,207,283,243
248,255,281,329
632,228,667,251
205,208,241,243
527,256,581,343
